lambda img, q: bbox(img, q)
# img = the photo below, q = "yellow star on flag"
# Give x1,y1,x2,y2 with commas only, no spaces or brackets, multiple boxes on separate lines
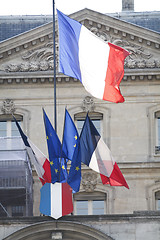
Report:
75,166,80,171
50,161,54,166
55,169,58,173
74,144,76,148
74,135,77,140
62,165,65,170
46,136,49,140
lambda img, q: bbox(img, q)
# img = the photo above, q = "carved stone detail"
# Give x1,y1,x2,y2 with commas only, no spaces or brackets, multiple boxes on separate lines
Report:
89,27,160,69
5,42,58,72
82,96,95,112
3,27,160,73
1,99,15,114
90,27,111,42
81,172,97,192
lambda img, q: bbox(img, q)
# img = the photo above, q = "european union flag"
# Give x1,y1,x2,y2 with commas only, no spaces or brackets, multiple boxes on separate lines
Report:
43,109,67,183
67,139,81,192
62,109,81,192
62,108,79,161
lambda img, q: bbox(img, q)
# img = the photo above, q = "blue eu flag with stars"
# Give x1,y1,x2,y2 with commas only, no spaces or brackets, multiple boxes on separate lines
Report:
43,109,67,183
62,109,81,192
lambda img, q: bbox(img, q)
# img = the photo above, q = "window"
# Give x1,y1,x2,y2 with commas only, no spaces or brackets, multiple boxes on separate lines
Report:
155,191,160,210
73,192,106,215
75,112,103,135
155,111,160,154
0,114,22,137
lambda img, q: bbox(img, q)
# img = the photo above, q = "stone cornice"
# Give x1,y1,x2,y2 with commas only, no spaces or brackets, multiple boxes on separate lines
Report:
0,212,160,224
0,70,159,85
117,161,160,170
0,70,160,85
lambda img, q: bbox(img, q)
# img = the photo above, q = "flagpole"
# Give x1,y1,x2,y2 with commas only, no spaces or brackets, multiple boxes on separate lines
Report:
53,0,57,133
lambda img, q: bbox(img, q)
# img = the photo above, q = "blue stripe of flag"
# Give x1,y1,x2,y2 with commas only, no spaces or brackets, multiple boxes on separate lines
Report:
40,183,51,216
80,114,101,166
57,9,82,82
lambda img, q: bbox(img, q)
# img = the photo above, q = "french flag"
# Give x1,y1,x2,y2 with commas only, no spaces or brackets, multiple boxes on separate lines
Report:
40,182,73,219
14,117,51,185
57,10,130,103
80,114,129,189
28,140,51,185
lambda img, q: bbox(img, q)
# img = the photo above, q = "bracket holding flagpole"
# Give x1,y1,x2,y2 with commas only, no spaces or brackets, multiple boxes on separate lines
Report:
53,0,57,133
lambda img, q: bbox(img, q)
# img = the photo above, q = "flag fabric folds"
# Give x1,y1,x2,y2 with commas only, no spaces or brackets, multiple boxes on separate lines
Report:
40,182,73,219
57,9,130,103
62,108,81,192
43,109,67,183
62,108,79,161
67,139,81,192
80,114,129,189
13,116,51,185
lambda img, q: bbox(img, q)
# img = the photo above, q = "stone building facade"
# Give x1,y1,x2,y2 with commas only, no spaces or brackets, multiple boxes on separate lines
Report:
0,7,160,240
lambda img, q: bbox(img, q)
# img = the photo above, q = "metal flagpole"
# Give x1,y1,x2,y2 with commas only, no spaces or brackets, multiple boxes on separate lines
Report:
52,0,57,133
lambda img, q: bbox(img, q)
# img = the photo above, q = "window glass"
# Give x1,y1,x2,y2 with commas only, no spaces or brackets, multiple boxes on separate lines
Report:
158,118,160,146
11,121,21,137
76,201,88,215
155,191,160,210
75,200,105,215
77,119,101,135
92,200,105,215
75,112,103,136
157,200,160,210
0,120,21,137
0,122,7,137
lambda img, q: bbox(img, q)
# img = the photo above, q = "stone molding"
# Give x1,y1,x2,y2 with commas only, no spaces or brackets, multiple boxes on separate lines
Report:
3,34,160,73
5,42,58,73
1,99,15,114
81,96,95,112
147,182,160,211
3,220,113,240
81,172,97,192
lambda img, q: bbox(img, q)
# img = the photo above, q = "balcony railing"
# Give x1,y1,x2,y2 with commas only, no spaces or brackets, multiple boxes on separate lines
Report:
0,137,33,216
0,176,26,188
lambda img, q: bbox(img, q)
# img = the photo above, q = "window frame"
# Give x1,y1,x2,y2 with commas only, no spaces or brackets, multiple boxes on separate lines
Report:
0,114,23,137
155,112,160,154
73,191,107,215
74,112,103,136
148,105,160,157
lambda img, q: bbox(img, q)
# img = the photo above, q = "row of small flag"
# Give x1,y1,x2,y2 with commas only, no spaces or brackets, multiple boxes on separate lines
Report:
13,108,128,218
14,109,129,192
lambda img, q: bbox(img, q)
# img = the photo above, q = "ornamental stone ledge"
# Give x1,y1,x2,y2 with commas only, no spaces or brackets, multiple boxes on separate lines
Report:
0,71,160,84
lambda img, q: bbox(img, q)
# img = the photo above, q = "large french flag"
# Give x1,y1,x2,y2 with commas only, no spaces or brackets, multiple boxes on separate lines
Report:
14,117,51,185
40,182,73,219
57,10,130,103
80,114,129,189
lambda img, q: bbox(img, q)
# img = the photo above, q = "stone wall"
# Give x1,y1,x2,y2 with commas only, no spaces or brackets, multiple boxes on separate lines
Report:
1,212,160,240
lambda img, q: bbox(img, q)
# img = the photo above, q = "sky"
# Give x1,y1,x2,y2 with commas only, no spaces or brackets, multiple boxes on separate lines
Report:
0,0,159,15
